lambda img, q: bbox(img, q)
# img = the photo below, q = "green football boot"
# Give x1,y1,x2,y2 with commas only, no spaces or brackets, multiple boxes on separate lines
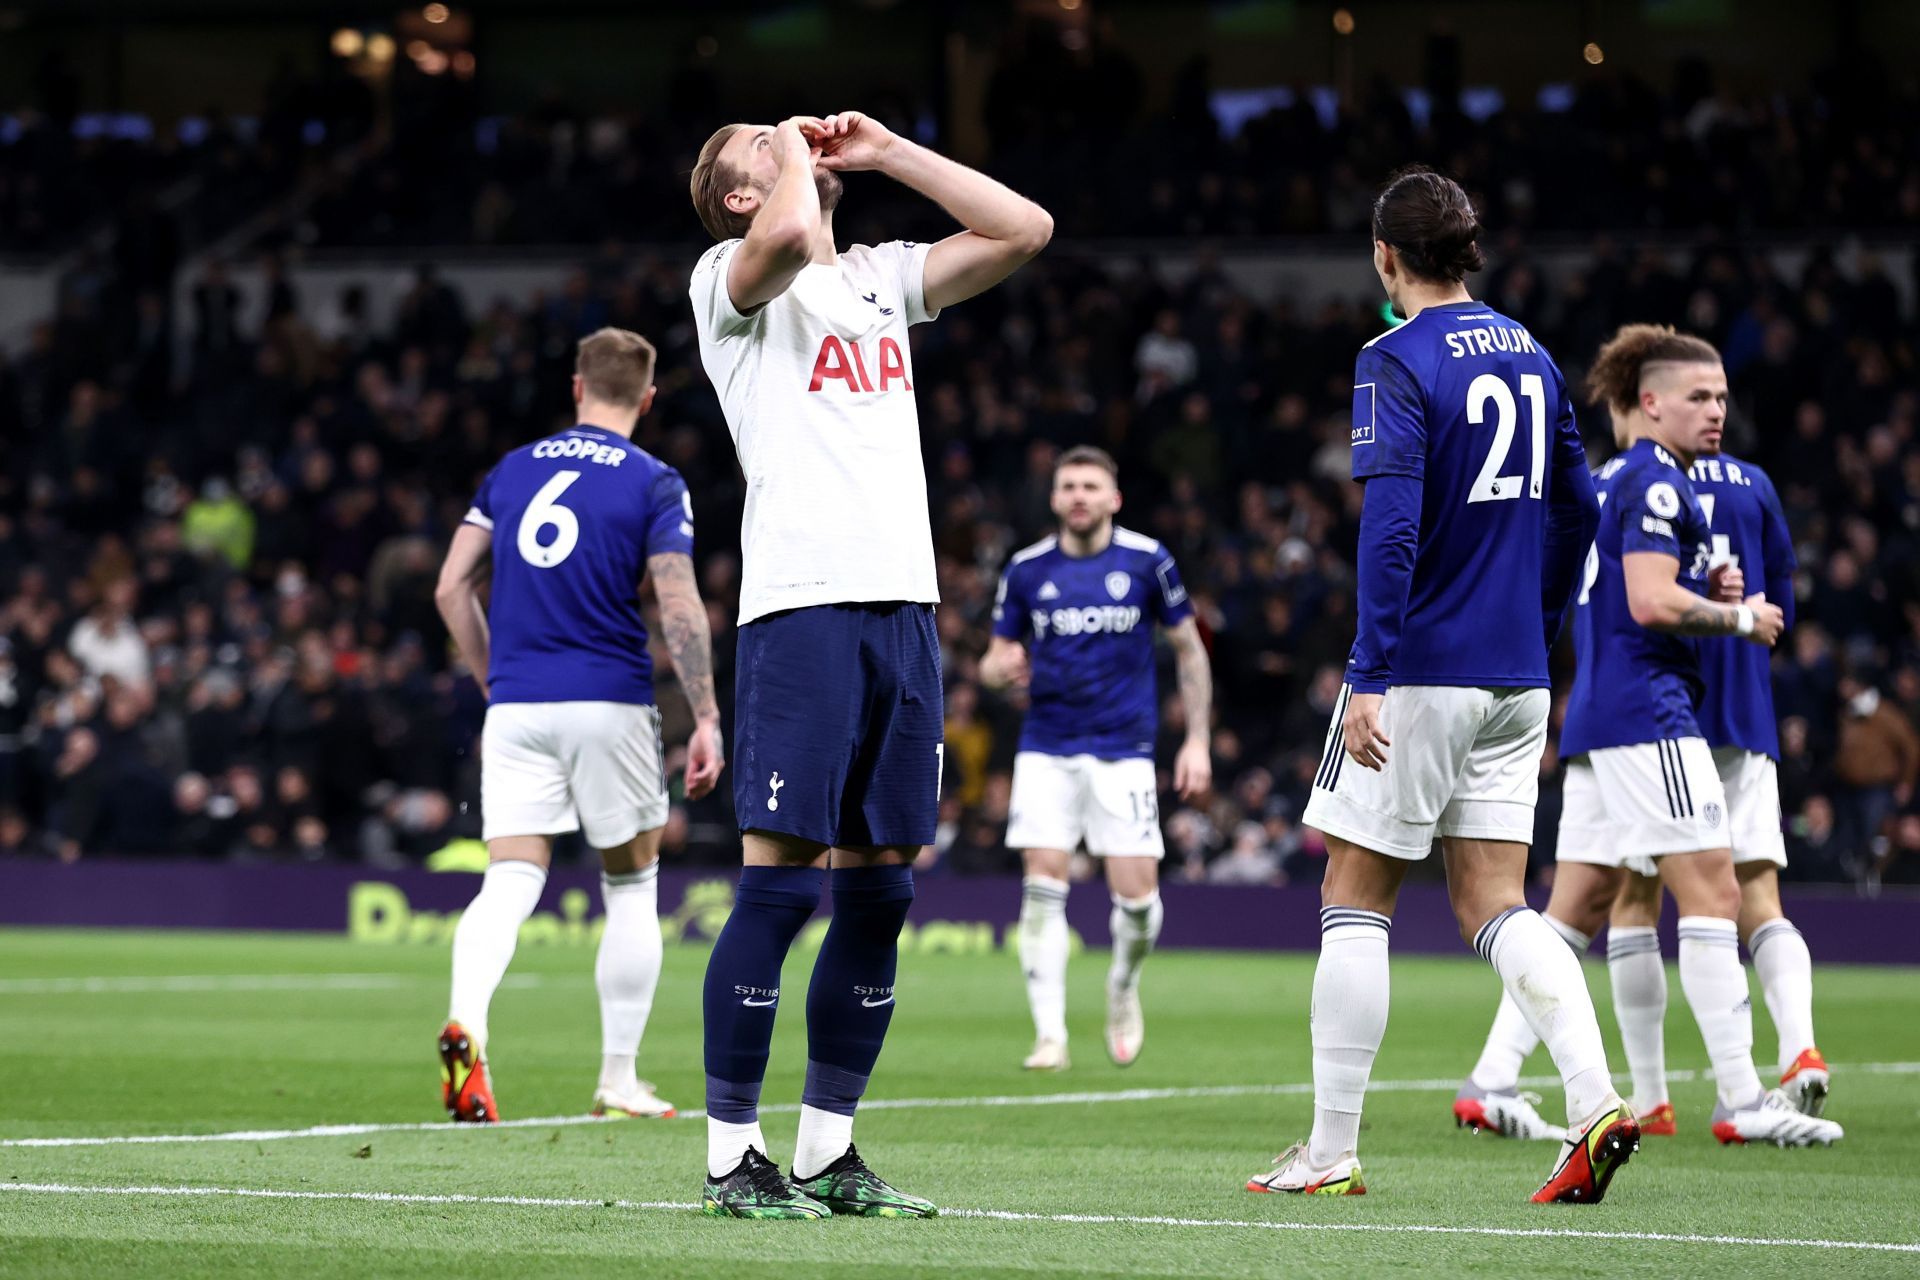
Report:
791,1145,938,1218
702,1149,831,1220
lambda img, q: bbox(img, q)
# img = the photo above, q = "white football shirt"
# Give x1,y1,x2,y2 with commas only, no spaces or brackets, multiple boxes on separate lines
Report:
690,237,940,624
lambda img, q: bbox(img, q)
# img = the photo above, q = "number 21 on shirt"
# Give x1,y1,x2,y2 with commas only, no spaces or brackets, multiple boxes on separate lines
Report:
1466,372,1547,504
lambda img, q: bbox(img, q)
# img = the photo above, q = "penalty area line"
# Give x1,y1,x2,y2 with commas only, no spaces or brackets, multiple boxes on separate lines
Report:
0,1182,1914,1255
5,1062,1918,1149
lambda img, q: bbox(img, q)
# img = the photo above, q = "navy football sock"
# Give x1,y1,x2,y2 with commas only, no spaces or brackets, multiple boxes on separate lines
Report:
802,865,916,1115
701,865,824,1122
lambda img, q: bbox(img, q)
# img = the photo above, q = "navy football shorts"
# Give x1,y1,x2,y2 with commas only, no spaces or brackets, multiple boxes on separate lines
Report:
732,602,943,848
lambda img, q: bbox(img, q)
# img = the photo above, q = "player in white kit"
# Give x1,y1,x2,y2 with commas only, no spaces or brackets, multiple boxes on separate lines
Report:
432,329,724,1123
688,112,1051,1217
981,447,1212,1072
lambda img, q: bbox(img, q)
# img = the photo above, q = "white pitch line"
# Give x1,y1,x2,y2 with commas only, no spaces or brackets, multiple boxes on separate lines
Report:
0,1114,620,1148
0,973,551,995
0,974,409,995
0,1182,1914,1255
7,1062,1918,1150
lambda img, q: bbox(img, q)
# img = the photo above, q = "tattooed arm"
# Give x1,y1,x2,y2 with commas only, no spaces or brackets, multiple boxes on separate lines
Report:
1622,552,1783,645
647,551,724,799
1167,617,1213,800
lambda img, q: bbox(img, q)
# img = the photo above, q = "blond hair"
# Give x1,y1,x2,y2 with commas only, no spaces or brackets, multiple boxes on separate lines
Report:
575,328,656,407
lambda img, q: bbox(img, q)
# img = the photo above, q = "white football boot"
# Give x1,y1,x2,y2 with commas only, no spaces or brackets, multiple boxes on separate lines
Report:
1022,1037,1070,1071
1245,1142,1365,1196
1711,1088,1843,1146
591,1079,675,1119
1105,979,1144,1067
1452,1079,1567,1141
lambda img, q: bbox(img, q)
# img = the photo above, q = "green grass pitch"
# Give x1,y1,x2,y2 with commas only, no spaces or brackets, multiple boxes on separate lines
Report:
1,927,1916,1278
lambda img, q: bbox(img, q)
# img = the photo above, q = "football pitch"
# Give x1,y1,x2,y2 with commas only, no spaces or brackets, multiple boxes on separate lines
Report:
1,929,1915,1278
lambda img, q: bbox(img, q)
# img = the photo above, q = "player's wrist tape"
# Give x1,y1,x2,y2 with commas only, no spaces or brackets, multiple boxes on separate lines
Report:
1734,605,1755,636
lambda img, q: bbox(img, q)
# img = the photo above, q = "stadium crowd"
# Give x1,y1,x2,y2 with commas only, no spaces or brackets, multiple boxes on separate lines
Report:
8,34,1916,266
270,50,1920,251
3,215,1917,889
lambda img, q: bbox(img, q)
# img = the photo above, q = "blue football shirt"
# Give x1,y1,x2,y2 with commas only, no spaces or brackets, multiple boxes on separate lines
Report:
991,527,1194,760
1559,439,1715,756
1347,302,1588,689
464,425,694,706
1689,453,1796,759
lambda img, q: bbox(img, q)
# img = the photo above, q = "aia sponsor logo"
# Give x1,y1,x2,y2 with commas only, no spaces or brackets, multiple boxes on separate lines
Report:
807,335,912,393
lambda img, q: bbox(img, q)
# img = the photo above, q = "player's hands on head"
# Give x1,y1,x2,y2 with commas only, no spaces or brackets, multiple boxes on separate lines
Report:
1743,593,1785,647
1707,561,1744,603
810,111,897,172
773,116,826,168
1342,691,1391,771
684,718,725,800
1174,738,1212,801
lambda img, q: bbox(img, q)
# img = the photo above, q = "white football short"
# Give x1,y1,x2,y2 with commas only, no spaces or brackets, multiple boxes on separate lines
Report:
1302,684,1550,861
481,701,666,848
1006,751,1165,859
1713,746,1787,868
1557,737,1731,875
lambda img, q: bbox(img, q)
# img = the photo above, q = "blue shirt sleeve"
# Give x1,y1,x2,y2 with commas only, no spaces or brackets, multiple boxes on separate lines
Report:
644,466,695,559
1350,346,1426,481
1756,470,1797,630
991,564,1030,640
1540,385,1600,649
465,467,499,532
1150,553,1194,627
1617,468,1686,559
1348,473,1424,693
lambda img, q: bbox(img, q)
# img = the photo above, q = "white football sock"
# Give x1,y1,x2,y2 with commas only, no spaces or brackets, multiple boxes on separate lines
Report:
1748,917,1816,1076
1307,907,1390,1168
1676,916,1765,1109
1107,889,1163,990
596,863,663,1094
1467,911,1586,1093
707,1117,768,1179
1544,914,1595,954
1018,876,1071,1044
447,858,547,1053
1607,925,1669,1111
1475,907,1615,1130
1469,992,1541,1095
791,1104,855,1181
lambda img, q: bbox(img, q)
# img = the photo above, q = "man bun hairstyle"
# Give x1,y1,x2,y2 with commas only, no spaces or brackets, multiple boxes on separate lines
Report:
575,327,656,408
690,123,752,242
1053,444,1119,481
1371,166,1486,284
1583,324,1721,415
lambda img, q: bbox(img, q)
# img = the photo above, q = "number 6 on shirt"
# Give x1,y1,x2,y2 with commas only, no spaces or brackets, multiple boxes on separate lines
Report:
517,470,583,568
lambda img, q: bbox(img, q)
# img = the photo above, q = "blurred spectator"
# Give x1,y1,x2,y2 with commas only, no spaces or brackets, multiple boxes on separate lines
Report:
182,478,256,571
1832,673,1920,858
1207,821,1283,886
67,578,149,691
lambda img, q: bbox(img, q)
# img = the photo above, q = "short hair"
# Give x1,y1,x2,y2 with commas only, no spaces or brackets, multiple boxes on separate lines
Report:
1584,324,1721,415
1371,166,1486,284
575,327,656,407
690,123,752,242
1053,445,1119,482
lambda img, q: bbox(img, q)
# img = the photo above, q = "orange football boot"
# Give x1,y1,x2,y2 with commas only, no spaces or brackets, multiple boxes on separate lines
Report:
1532,1103,1639,1204
438,1021,499,1123
1635,1102,1677,1136
1779,1047,1830,1117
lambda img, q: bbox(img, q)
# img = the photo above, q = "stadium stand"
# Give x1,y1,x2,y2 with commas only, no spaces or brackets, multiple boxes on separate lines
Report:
4,226,1915,887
